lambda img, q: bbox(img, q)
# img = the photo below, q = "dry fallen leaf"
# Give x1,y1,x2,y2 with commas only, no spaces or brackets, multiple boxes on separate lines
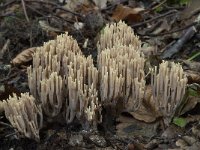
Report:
140,43,157,56
6,4,20,14
151,19,171,35
161,125,184,139
192,126,200,138
181,0,200,20
64,0,90,11
39,20,62,33
185,70,200,84
185,115,200,126
92,0,107,9
176,139,188,148
182,60,200,72
175,136,200,150
63,0,93,16
116,114,158,138
11,47,36,65
129,105,158,123
126,85,161,123
112,4,144,23
179,96,200,115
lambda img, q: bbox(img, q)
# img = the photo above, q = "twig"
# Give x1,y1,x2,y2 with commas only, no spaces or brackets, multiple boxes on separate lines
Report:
0,71,18,83
26,0,83,18
0,39,10,60
0,12,16,18
143,22,197,36
184,8,200,20
26,4,46,17
132,10,178,28
53,7,83,18
0,121,13,128
51,14,75,24
26,4,75,24
187,51,200,61
5,131,18,138
150,0,167,11
101,0,128,11
82,134,108,148
0,0,16,10
21,0,30,22
161,26,197,59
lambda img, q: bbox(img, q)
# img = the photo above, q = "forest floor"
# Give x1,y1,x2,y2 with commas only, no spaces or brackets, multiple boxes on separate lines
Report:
1,0,200,149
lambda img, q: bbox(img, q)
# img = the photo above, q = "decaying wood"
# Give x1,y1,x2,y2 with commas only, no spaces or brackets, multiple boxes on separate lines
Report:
161,26,197,59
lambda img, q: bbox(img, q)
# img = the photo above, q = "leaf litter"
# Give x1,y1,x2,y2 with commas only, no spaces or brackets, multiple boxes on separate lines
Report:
1,0,200,149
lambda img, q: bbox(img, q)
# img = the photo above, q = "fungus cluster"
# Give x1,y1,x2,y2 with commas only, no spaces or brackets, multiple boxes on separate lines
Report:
151,61,187,120
2,21,187,141
3,93,42,141
27,32,100,126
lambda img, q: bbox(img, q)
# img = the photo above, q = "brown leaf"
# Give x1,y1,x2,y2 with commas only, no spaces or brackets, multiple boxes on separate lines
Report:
180,96,200,115
6,4,20,14
116,114,158,138
162,125,184,139
175,136,200,150
11,47,36,65
192,126,200,138
151,19,171,35
63,0,92,15
180,0,200,20
126,85,161,123
129,105,158,123
185,70,200,84
140,44,157,56
112,4,144,23
93,0,107,9
182,60,200,72
185,115,200,125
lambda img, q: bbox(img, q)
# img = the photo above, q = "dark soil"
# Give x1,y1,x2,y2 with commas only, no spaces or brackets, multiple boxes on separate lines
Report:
1,0,200,149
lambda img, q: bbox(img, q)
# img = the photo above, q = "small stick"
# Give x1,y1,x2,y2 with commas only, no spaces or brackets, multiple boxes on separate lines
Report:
0,121,13,128
145,22,197,36
0,39,10,60
150,0,167,11
0,0,16,10
54,7,83,18
161,26,197,59
132,10,177,28
26,0,83,18
5,131,18,138
21,0,30,22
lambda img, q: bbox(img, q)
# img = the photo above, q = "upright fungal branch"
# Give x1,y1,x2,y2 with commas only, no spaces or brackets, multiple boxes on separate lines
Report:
151,61,187,119
97,21,141,53
62,53,99,124
40,72,63,117
3,93,43,141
